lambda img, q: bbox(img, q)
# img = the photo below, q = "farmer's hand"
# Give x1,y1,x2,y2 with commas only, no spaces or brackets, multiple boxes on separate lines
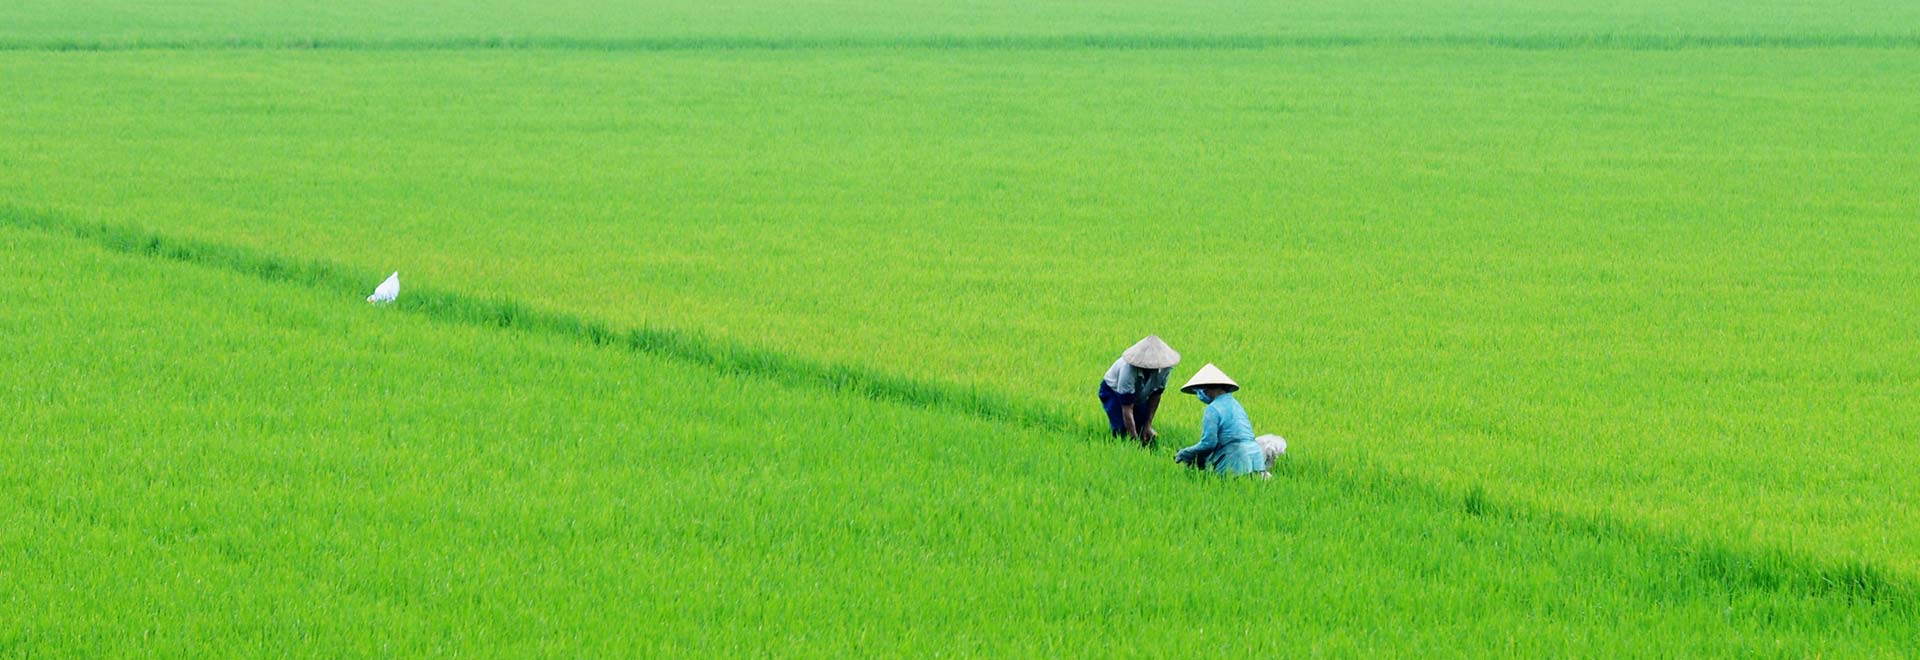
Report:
1142,427,1158,443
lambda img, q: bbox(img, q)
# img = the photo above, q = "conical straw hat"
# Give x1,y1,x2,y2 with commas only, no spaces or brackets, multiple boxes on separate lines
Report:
1181,363,1240,393
1121,335,1181,369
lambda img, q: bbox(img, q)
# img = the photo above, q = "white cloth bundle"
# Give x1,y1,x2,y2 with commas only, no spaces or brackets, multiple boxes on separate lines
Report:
1255,434,1287,470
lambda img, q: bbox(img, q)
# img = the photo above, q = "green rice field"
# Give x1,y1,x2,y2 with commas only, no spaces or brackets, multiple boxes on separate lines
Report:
3,1,1918,654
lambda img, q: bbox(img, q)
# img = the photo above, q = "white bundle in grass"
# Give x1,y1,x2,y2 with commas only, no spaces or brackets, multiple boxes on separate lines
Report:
367,272,399,304
1256,434,1287,470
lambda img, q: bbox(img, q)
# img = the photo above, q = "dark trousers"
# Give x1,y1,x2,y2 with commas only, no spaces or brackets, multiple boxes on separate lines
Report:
1098,382,1160,440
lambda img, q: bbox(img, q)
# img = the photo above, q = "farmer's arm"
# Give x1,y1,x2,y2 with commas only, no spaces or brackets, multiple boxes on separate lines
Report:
1140,389,1163,441
1175,405,1223,465
1112,371,1140,438
1137,368,1170,441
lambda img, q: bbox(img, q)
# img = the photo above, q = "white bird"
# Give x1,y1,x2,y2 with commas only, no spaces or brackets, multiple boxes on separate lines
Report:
367,272,399,304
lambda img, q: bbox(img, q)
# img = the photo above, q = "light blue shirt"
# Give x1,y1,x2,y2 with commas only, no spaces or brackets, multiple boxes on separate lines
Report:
1175,393,1263,475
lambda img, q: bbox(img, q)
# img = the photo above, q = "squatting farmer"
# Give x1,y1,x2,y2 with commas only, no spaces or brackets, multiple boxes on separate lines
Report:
1098,335,1180,447
1174,363,1268,478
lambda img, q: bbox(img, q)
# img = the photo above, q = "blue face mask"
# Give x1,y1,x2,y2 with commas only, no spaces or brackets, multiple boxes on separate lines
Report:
1195,391,1214,404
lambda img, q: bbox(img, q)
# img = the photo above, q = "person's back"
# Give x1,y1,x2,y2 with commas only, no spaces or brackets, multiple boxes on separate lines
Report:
1098,335,1179,446
1173,363,1265,477
1193,393,1263,474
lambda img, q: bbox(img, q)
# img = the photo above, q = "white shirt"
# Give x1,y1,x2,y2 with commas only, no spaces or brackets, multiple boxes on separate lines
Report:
1102,357,1170,401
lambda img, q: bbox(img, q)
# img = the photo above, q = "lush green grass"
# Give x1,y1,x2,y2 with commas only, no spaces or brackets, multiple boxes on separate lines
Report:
5,223,1918,655
3,46,1916,579
4,0,1919,49
5,0,1919,652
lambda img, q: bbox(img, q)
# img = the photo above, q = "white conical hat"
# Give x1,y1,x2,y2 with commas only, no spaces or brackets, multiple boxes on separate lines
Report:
1180,363,1240,393
1121,335,1180,369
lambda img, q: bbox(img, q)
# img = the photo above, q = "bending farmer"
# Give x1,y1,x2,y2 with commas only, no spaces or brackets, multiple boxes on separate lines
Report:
1098,335,1180,447
1174,363,1267,478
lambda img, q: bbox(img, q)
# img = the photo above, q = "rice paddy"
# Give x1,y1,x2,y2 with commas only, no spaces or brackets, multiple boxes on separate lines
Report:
4,1,1918,654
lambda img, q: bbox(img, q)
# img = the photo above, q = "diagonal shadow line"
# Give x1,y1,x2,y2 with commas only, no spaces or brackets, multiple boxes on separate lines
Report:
3,32,1920,53
5,203,1916,622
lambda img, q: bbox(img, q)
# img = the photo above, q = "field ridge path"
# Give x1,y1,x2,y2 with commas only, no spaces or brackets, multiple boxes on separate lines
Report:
6,202,1916,621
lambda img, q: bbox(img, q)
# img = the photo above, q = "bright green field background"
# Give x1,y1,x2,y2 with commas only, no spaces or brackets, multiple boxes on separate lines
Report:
6,49,1917,570
4,0,1919,653
4,223,1917,655
4,0,1920,47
